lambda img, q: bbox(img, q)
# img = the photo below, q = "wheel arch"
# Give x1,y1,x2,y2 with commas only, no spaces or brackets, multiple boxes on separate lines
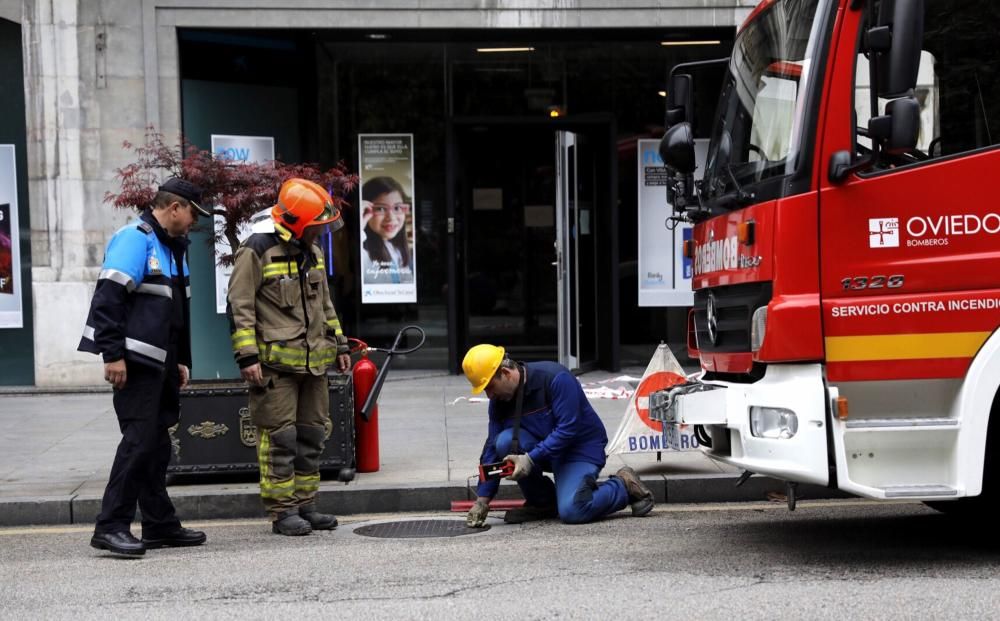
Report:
955,327,1000,496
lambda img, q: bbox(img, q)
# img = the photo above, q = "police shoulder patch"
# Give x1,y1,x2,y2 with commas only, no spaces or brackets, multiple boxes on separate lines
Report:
136,221,154,234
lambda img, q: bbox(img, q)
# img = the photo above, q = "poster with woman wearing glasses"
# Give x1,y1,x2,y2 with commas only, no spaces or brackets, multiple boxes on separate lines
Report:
0,145,23,328
358,134,417,303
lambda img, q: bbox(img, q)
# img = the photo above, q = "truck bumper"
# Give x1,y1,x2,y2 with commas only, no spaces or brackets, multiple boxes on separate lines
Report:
650,364,831,487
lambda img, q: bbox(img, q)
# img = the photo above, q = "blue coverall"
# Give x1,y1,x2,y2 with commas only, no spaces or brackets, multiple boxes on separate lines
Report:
476,361,630,524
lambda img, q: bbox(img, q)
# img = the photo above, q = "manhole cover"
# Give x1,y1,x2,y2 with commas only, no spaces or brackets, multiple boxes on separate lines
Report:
353,519,490,539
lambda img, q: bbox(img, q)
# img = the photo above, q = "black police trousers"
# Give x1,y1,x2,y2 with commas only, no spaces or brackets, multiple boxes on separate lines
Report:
94,354,182,536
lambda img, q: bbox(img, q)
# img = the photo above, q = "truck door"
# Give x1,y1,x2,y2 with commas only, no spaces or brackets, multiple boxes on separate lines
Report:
819,1,1000,386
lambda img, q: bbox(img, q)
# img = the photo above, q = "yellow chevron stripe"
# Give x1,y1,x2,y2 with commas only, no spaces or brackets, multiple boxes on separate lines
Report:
261,263,325,278
825,331,990,362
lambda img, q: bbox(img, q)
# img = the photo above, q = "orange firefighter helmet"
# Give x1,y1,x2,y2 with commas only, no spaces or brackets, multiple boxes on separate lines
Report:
271,178,344,239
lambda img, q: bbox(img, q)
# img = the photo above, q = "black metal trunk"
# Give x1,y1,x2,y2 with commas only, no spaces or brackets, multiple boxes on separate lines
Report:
167,374,354,476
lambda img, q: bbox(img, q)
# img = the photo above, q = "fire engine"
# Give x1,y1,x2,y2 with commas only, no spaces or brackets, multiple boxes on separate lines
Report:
650,0,1000,513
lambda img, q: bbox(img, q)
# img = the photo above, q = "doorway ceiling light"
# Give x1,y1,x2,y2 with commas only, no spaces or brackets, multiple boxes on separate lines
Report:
660,40,721,46
476,46,535,53
366,33,390,40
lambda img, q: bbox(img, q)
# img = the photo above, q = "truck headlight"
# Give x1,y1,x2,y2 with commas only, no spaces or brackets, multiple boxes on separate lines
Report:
749,406,797,439
750,306,767,352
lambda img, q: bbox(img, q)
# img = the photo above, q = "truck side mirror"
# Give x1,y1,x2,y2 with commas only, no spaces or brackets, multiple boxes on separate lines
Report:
658,122,696,174
665,74,694,128
868,96,920,154
873,0,924,98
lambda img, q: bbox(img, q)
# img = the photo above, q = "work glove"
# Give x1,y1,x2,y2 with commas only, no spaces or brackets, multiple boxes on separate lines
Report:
503,453,534,481
466,498,490,528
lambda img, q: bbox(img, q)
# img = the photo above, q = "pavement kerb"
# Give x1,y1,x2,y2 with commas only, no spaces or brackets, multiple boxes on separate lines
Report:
0,474,849,527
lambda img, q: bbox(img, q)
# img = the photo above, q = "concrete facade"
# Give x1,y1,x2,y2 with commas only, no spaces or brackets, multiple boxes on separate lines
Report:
16,0,754,386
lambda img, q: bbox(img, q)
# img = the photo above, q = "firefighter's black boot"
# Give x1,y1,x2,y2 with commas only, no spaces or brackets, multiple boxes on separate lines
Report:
299,504,338,530
272,510,313,536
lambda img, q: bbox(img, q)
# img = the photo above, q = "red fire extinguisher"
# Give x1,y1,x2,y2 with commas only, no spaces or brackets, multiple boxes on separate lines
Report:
350,339,380,473
348,327,426,475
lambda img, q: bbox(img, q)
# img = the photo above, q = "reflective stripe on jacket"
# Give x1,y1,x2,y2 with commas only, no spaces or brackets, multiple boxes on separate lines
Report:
77,210,193,369
226,232,348,375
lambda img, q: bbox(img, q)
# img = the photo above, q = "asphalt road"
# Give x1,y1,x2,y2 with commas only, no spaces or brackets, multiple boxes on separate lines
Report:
1,500,998,620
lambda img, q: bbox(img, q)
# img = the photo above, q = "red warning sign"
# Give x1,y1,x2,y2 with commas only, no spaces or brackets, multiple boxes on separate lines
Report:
635,371,686,432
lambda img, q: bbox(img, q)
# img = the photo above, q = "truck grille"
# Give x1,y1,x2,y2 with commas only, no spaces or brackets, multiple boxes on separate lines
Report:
692,282,772,353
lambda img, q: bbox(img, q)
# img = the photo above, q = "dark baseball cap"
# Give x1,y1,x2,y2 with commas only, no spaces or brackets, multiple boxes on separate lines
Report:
159,177,211,217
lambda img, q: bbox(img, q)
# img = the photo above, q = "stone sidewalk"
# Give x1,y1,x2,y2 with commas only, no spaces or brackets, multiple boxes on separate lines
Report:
0,370,832,526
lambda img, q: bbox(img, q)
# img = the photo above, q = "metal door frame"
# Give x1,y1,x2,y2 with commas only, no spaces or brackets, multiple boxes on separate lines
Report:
555,130,577,370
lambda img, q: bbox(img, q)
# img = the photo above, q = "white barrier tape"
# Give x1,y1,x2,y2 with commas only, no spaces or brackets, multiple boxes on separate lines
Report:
582,386,633,400
448,396,491,406
579,375,642,387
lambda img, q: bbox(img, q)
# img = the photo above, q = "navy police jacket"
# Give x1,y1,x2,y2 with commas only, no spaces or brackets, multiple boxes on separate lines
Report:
78,210,193,369
476,361,609,498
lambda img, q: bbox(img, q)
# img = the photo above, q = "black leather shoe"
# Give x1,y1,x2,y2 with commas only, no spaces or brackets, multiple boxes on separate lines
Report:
141,527,207,549
91,531,145,557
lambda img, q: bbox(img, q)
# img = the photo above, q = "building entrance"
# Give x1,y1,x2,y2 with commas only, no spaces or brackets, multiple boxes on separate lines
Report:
448,119,612,371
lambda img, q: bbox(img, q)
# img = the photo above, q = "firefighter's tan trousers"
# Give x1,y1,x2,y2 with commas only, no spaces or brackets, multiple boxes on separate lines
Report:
249,367,330,519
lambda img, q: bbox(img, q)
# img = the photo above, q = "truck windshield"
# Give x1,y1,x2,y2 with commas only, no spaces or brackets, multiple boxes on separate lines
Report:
701,0,825,206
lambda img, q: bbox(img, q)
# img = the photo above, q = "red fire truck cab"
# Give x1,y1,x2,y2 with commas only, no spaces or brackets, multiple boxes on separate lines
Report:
650,0,1000,513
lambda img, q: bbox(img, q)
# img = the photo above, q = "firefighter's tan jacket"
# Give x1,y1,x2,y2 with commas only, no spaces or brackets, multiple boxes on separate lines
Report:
227,232,348,375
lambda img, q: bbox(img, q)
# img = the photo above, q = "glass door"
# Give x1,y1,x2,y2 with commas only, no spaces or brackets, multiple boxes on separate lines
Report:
455,123,559,362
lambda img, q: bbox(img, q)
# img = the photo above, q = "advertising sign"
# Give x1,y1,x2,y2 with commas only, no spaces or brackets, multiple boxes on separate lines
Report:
636,138,707,307
358,134,417,304
211,135,275,313
0,145,22,328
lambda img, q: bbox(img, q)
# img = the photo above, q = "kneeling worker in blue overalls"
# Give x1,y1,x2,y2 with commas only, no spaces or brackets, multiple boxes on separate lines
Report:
463,344,654,527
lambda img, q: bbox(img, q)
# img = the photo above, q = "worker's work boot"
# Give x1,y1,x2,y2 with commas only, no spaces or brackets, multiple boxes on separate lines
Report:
616,467,655,517
503,504,558,524
272,510,313,536
299,504,338,530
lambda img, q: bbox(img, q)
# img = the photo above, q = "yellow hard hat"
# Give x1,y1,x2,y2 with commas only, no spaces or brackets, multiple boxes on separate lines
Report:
462,344,505,394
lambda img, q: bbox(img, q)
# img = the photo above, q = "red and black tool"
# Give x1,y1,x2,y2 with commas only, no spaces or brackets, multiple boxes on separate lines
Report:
478,460,515,482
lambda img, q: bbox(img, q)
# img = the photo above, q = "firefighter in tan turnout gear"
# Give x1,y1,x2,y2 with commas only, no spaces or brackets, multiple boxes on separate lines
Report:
227,178,352,536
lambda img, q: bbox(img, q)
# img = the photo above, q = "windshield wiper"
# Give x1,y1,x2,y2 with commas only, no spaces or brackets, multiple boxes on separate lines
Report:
706,132,757,209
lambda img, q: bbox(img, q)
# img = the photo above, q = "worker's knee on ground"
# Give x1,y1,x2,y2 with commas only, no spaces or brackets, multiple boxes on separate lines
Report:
556,474,598,524
558,510,591,525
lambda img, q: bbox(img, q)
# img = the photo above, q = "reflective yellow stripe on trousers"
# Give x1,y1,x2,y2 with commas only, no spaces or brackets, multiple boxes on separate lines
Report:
295,473,321,493
257,429,295,499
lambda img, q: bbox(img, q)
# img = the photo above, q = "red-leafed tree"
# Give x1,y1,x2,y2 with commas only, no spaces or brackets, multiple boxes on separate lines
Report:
104,127,358,265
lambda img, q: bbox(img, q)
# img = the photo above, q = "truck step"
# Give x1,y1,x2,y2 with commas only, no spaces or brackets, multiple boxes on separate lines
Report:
883,484,958,498
845,417,958,429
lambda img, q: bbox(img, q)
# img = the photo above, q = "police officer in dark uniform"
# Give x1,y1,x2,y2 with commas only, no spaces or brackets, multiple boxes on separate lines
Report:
79,178,211,557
